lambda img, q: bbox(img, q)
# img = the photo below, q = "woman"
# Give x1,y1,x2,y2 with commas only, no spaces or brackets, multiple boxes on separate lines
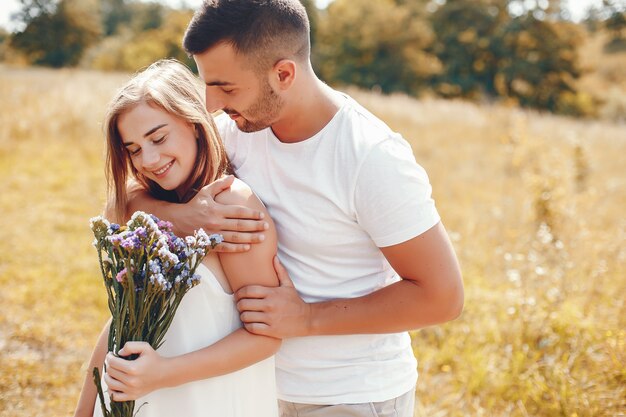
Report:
74,59,280,417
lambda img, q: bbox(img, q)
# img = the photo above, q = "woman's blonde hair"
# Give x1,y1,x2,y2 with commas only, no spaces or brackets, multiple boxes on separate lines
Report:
104,59,230,222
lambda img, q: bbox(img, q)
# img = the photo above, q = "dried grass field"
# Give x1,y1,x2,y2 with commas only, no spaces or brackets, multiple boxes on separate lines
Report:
0,65,624,416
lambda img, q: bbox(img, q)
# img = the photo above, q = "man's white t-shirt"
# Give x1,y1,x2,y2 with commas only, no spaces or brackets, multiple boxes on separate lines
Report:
215,92,440,404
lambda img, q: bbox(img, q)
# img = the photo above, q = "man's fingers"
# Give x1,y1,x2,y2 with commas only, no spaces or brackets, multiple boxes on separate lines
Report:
221,218,269,233
235,285,270,302
220,231,265,245
219,204,265,221
273,256,294,287
236,297,270,312
213,242,251,253
243,322,272,337
240,311,269,324
203,175,235,197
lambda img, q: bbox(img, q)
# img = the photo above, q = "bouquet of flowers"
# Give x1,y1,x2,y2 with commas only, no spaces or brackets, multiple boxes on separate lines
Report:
89,211,222,417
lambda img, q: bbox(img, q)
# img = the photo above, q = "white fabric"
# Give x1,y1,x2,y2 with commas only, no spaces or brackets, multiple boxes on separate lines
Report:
216,91,440,405
93,263,278,417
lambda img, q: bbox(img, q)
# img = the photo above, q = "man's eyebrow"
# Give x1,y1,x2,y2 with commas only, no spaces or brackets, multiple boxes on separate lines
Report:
122,123,167,146
205,81,235,87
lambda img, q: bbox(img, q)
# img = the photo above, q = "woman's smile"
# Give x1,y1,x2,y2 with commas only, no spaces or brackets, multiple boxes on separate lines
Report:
152,160,174,178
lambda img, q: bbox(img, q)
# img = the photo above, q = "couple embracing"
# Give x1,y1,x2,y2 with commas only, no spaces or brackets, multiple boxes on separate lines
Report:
74,1,464,416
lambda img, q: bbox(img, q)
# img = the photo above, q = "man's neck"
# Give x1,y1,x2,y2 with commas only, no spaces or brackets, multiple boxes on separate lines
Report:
271,79,343,143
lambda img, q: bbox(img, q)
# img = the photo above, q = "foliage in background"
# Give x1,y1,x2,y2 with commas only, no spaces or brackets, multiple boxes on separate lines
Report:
10,0,101,67
1,0,625,115
0,0,626,112
430,0,505,98
429,0,593,116
604,3,626,52
82,9,196,72
315,0,440,95
493,16,592,115
300,0,318,49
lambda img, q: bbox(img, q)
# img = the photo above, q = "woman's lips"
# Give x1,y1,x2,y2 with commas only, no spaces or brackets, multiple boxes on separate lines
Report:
153,160,174,177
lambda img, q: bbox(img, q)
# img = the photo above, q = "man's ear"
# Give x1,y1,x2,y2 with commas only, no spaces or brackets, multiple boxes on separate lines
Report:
272,59,296,90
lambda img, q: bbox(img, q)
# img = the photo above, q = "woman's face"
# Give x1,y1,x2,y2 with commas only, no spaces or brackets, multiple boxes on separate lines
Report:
117,102,198,197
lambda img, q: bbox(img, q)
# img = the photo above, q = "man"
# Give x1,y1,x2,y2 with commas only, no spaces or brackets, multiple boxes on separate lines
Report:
132,1,463,416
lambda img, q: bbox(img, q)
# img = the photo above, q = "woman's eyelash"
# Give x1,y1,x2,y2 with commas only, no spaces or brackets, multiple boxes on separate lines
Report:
127,135,165,155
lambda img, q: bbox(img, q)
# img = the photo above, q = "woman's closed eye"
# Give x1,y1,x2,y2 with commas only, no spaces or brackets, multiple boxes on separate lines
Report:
126,135,166,156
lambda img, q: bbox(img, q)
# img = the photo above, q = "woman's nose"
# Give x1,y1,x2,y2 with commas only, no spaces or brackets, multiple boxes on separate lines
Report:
141,146,160,168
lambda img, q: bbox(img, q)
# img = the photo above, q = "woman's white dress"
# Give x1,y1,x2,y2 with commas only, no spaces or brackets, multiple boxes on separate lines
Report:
93,263,278,417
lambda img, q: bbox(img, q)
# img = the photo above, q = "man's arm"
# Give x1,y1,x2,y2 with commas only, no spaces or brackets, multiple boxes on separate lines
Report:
127,175,269,252
235,222,464,337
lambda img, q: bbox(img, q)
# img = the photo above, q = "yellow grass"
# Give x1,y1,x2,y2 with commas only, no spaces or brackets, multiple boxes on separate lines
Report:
0,66,624,416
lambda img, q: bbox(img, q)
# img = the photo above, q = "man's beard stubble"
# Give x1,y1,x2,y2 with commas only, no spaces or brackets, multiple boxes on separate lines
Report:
232,78,284,133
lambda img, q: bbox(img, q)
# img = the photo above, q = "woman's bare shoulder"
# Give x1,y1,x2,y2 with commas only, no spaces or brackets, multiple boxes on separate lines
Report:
214,177,265,210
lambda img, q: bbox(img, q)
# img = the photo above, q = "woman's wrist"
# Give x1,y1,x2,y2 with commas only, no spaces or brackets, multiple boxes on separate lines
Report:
160,355,184,389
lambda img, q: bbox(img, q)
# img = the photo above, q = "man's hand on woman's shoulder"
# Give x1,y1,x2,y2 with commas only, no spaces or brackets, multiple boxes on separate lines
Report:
183,175,269,252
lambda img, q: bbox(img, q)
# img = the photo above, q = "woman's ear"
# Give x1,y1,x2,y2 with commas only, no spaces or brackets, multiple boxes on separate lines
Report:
272,59,296,90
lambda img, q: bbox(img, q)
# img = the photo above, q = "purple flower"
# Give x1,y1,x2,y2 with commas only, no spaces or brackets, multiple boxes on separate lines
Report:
121,234,141,250
135,227,147,240
116,268,127,283
107,235,123,246
157,220,174,232
186,273,201,288
148,259,162,275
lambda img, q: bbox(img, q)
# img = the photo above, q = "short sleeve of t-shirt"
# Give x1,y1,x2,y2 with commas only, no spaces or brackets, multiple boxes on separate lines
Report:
354,135,440,248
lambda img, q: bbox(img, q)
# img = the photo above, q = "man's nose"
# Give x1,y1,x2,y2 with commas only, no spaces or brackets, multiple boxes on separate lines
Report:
205,88,224,113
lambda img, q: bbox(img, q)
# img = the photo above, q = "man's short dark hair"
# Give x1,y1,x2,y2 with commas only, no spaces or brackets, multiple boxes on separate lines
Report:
183,0,310,72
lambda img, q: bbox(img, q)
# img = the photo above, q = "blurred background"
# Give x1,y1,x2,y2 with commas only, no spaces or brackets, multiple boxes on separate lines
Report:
0,0,624,416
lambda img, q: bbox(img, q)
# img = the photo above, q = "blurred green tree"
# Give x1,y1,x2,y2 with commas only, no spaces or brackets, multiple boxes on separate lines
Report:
604,1,626,52
429,0,588,114
300,0,318,50
101,0,165,36
315,0,440,94
10,0,101,67
101,0,132,36
430,0,507,98
129,1,165,32
493,15,589,114
86,9,195,72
